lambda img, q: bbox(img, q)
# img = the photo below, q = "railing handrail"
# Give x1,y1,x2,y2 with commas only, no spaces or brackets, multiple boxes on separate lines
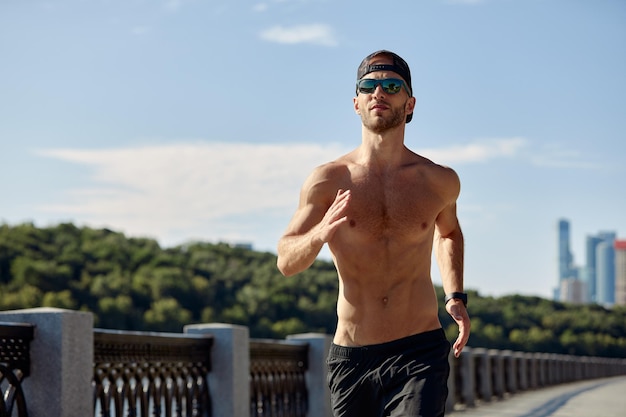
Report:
94,327,214,365
250,338,309,367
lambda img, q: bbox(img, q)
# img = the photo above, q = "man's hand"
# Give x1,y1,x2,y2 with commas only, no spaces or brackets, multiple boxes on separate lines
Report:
446,300,470,357
315,189,351,244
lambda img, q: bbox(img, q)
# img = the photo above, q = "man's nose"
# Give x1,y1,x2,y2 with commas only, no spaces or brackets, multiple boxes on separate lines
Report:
372,83,386,97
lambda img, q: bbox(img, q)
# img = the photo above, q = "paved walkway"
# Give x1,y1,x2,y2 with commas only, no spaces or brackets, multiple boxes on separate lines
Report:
446,376,626,417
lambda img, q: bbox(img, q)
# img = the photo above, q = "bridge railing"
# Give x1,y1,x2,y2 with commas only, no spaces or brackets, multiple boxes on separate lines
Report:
0,321,34,417
1,308,625,417
93,328,214,417
446,346,626,411
249,339,308,417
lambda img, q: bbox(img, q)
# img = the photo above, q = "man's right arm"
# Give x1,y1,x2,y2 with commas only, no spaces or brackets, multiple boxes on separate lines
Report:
277,176,350,276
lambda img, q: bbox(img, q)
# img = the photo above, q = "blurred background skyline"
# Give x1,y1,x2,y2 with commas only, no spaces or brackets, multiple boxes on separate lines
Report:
1,0,625,299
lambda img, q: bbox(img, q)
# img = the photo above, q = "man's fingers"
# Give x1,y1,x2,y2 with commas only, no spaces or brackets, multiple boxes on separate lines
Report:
453,338,463,357
453,325,469,357
319,190,351,244
447,303,470,358
328,190,351,220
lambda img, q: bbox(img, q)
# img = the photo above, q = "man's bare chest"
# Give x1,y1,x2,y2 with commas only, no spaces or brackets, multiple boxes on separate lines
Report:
344,177,443,238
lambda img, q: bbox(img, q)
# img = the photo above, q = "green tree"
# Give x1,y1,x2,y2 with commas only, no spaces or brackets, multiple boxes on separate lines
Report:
144,298,192,332
1,222,625,358
42,290,77,309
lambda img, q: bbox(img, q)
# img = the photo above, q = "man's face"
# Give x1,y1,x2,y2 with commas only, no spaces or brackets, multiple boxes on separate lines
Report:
354,55,414,133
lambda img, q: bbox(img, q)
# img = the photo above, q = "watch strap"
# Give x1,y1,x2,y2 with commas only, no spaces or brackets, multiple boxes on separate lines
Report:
444,292,468,307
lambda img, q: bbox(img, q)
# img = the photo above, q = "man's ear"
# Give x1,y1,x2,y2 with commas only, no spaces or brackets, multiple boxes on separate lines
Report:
406,96,416,116
353,96,361,115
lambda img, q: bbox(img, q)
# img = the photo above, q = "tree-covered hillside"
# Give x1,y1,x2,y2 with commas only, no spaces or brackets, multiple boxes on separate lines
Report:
1,222,625,357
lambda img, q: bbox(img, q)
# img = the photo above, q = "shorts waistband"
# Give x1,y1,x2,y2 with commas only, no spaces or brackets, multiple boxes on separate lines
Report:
329,328,446,360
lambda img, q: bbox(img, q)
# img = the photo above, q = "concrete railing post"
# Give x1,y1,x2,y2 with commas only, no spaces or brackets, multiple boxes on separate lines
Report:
527,353,538,389
547,353,557,385
515,352,528,391
0,307,93,417
569,355,579,381
536,353,548,387
459,347,475,407
489,349,505,398
446,348,458,413
563,355,572,382
184,323,250,417
573,355,583,381
287,333,333,417
580,356,589,379
472,348,492,402
501,350,517,394
553,354,563,384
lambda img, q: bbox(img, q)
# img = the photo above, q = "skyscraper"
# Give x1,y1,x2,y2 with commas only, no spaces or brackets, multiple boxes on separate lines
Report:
584,235,603,303
615,240,626,306
555,219,587,303
595,232,616,306
558,219,574,282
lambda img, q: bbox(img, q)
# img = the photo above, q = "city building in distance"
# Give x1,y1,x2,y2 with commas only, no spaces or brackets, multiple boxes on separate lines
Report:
555,218,624,307
615,240,626,306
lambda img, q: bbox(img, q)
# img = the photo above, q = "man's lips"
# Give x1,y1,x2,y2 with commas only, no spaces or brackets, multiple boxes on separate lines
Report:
370,101,390,111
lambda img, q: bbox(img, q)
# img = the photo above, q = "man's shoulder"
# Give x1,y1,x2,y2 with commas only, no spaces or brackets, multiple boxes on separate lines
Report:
427,161,459,180
410,152,458,178
310,157,352,180
300,158,351,198
408,153,461,197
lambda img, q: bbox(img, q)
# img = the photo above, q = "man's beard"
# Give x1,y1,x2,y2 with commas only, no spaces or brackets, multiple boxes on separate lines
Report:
361,101,407,134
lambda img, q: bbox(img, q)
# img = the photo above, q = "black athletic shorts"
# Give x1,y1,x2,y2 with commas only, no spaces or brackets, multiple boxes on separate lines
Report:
326,328,451,417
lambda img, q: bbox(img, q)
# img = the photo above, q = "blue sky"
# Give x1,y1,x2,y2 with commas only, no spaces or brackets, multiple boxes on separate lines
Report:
1,0,624,299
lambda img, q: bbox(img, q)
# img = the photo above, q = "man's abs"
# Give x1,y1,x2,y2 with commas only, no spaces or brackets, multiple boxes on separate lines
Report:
332,274,442,346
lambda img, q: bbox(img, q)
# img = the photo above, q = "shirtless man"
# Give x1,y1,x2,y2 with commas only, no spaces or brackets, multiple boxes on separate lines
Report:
277,50,470,417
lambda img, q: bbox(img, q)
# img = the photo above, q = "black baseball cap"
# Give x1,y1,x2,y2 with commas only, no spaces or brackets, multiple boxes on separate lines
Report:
356,50,413,123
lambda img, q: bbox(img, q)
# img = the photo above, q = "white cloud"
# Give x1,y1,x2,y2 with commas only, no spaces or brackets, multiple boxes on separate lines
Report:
35,142,347,247
418,137,597,169
419,137,528,165
259,24,338,46
253,3,269,12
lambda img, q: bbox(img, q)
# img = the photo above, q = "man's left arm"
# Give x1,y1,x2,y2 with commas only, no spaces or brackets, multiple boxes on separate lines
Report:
435,201,470,358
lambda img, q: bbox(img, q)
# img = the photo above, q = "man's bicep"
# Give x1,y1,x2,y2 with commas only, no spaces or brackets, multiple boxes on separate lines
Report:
435,203,460,238
288,170,335,233
283,203,323,237
283,162,339,237
434,168,461,238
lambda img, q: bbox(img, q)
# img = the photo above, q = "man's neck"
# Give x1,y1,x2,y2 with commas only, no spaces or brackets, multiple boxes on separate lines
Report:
358,125,407,170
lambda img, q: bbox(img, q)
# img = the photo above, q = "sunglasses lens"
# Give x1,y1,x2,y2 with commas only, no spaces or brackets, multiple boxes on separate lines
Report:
357,79,404,94
382,79,402,94
358,79,377,94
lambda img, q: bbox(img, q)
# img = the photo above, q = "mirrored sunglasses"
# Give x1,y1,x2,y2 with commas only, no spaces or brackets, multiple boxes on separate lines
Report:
356,78,410,95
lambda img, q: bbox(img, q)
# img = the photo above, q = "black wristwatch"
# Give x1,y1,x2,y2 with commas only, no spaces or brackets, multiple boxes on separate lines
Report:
444,292,468,307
